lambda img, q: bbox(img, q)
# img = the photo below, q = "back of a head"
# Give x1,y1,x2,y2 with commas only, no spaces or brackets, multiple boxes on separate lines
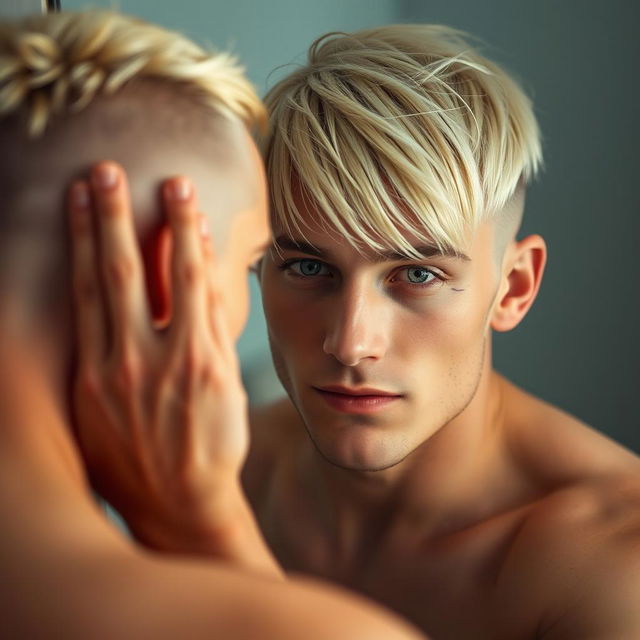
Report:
264,24,542,257
0,10,265,311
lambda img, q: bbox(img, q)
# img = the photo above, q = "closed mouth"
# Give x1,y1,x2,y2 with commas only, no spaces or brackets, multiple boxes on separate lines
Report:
314,385,402,397
312,385,403,414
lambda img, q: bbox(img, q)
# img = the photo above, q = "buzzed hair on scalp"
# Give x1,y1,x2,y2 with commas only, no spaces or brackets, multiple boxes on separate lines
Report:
0,9,266,136
263,25,542,257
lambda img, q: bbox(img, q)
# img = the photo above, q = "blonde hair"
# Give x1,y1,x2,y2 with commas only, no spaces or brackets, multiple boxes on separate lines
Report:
0,10,266,137
264,25,542,256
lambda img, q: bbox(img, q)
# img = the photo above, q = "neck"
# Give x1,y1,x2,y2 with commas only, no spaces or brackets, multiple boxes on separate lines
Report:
300,351,521,546
0,299,83,481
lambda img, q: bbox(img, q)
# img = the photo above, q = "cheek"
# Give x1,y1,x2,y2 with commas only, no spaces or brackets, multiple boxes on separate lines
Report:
401,291,490,366
398,298,488,423
439,298,486,348
261,276,316,352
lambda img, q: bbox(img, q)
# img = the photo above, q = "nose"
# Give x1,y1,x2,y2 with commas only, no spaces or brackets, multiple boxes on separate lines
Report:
322,283,389,366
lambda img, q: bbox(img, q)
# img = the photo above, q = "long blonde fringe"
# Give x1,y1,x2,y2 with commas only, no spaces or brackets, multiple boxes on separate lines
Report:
264,25,542,256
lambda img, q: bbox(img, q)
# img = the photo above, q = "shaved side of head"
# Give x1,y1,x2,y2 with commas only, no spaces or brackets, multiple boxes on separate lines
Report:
0,79,260,314
0,10,266,318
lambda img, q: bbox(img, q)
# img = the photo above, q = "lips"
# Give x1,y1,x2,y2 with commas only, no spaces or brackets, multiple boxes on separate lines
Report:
312,385,403,414
317,385,400,396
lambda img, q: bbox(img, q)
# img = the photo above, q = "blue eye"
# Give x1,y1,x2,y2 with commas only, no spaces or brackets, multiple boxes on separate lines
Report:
288,259,329,277
405,267,435,284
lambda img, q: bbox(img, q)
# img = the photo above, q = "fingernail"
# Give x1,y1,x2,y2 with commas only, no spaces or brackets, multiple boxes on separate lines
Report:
167,177,191,202
93,163,119,190
71,181,90,209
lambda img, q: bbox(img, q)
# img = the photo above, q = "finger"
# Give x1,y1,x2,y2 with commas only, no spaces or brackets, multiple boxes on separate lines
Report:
90,162,150,350
163,177,210,339
68,180,107,366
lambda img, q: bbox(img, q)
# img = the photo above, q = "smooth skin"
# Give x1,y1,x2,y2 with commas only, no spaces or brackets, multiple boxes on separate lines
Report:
0,158,425,640
69,167,640,639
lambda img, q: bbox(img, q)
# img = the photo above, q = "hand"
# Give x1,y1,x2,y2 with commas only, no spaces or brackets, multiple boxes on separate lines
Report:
67,162,280,576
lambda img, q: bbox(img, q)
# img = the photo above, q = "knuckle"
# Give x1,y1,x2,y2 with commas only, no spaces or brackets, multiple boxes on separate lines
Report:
172,204,197,226
106,255,137,290
172,340,222,393
156,369,174,401
180,339,202,383
111,350,143,393
180,260,203,289
208,286,223,307
76,366,102,399
99,194,124,218
196,361,224,393
198,361,216,387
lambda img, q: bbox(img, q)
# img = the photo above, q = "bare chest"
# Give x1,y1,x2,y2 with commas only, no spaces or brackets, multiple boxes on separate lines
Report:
260,500,540,639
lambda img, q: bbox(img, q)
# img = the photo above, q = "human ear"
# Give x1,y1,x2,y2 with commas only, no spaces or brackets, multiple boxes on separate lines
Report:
490,234,547,332
142,224,172,328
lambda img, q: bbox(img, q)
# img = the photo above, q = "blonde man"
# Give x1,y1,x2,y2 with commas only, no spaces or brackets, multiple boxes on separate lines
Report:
0,11,426,639
71,24,640,639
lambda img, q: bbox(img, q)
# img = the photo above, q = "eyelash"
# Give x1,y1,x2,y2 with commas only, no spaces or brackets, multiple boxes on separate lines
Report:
390,266,443,288
277,258,446,289
277,258,332,278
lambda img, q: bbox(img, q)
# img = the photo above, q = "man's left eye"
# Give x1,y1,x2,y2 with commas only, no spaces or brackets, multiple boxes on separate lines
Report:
403,267,436,284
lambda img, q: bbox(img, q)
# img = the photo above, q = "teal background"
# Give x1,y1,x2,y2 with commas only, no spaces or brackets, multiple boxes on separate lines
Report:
58,0,639,451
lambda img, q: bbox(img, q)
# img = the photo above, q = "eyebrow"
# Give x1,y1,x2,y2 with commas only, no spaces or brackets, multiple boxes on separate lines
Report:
274,235,471,262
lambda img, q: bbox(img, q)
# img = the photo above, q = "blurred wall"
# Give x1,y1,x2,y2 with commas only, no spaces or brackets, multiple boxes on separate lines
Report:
59,0,638,450
0,0,45,17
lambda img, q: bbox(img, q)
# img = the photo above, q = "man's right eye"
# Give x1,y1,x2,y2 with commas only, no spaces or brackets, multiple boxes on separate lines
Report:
279,259,330,278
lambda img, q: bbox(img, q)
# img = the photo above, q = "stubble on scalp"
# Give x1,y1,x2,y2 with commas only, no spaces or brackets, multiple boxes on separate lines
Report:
492,182,526,262
0,78,258,310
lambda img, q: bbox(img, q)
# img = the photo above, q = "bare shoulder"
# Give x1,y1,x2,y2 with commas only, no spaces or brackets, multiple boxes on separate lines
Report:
520,474,640,549
501,374,640,482
503,476,640,639
496,377,640,636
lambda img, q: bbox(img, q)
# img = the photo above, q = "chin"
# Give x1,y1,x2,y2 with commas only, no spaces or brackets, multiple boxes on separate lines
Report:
307,426,414,472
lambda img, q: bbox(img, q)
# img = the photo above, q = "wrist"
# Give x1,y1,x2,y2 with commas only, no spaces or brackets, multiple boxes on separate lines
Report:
127,481,284,579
